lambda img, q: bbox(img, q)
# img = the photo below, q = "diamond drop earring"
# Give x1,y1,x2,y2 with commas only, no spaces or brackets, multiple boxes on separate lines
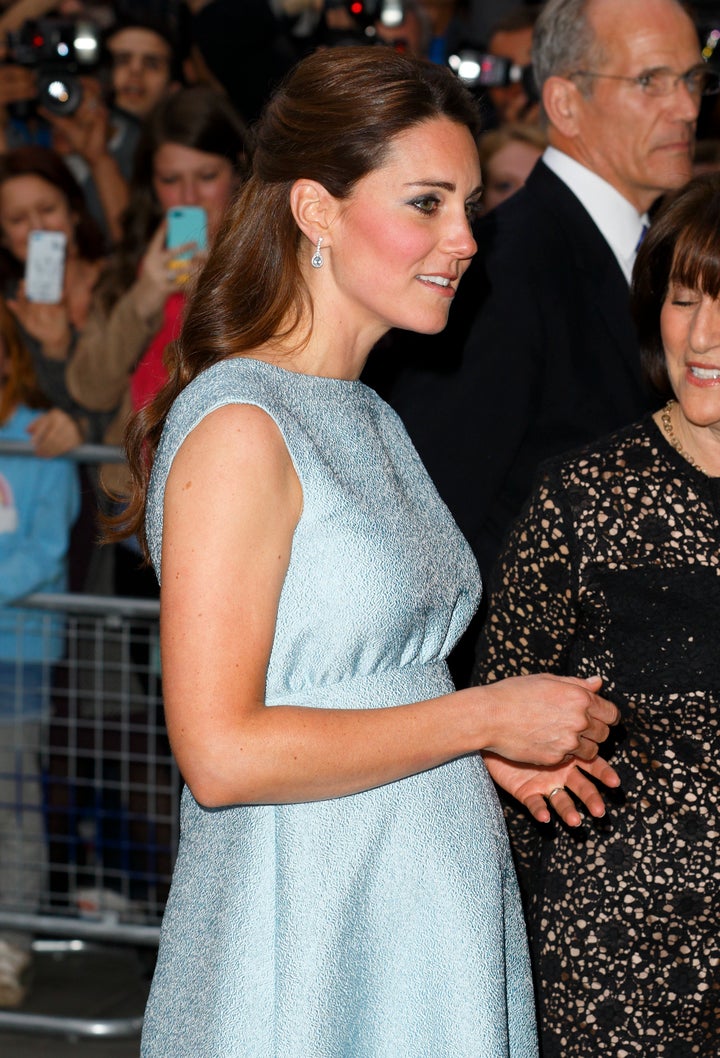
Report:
311,236,324,269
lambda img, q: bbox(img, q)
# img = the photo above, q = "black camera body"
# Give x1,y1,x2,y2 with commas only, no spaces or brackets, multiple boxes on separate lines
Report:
6,18,101,116
447,50,538,102
321,0,407,49
324,0,406,31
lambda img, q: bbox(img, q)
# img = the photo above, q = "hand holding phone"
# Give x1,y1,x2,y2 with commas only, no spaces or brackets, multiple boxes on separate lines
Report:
25,230,67,304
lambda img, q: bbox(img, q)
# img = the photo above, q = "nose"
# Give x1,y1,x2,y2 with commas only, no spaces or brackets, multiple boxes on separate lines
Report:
179,178,200,206
29,208,45,231
672,77,702,123
690,296,720,351
444,210,477,262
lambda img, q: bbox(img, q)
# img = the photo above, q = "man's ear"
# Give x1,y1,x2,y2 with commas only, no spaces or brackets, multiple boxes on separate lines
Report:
542,75,583,138
290,179,337,252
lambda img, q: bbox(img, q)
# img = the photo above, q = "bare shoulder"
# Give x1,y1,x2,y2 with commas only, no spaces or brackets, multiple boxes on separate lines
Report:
172,402,295,480
165,402,302,526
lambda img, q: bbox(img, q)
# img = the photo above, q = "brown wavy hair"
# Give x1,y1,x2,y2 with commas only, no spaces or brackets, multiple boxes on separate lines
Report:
0,297,49,424
632,172,720,398
116,46,481,556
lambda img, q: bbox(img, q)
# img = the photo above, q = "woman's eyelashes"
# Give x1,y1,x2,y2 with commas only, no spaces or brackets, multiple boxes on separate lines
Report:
668,284,700,307
410,193,441,215
408,193,483,219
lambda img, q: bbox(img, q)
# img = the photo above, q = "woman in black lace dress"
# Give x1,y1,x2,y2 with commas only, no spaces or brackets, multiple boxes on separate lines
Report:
474,173,720,1057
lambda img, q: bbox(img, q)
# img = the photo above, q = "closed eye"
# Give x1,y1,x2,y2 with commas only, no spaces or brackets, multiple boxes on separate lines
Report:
668,283,700,306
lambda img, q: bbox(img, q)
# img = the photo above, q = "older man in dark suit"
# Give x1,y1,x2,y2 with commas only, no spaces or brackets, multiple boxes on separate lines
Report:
365,0,711,608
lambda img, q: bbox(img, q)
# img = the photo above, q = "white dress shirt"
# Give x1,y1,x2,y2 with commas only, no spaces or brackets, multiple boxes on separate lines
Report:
542,146,650,284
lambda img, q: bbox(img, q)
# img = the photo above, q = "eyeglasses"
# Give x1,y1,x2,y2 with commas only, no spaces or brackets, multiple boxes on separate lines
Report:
567,64,720,98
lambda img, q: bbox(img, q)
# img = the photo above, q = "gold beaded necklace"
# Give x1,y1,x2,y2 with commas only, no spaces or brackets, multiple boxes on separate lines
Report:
660,399,705,474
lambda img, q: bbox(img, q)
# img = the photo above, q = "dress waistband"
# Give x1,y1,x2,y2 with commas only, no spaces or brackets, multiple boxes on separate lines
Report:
265,660,454,710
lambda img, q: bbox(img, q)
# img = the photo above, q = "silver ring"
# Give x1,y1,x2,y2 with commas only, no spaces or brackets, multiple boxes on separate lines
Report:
547,786,564,800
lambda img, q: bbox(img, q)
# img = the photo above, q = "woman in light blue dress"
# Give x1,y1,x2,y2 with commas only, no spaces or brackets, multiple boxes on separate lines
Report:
114,47,619,1058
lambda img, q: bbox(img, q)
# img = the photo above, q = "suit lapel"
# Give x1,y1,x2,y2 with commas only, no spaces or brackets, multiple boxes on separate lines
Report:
524,162,644,388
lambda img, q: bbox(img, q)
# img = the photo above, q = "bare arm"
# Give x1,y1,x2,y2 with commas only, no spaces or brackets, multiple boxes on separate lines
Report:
0,0,57,34
44,81,129,245
160,403,618,809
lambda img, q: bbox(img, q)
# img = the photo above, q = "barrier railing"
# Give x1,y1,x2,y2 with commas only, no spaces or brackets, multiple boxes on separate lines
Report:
0,440,124,463
0,591,178,1038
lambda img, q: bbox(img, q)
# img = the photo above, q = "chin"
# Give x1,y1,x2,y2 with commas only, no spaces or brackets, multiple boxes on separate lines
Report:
677,391,720,427
657,164,693,192
397,311,452,336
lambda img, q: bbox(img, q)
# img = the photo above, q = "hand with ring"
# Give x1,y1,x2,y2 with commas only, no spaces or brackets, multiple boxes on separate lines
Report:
482,752,621,827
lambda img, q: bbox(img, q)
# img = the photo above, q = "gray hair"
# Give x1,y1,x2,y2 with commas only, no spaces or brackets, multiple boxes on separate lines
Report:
531,0,603,94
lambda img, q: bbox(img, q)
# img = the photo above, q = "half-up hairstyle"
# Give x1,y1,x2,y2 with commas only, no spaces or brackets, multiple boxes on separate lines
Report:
118,46,481,554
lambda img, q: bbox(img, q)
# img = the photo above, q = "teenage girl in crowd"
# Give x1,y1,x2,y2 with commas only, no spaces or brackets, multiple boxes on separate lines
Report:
0,299,78,1007
0,146,106,456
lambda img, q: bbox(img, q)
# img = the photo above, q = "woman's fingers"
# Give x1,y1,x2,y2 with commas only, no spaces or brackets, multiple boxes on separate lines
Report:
526,788,582,826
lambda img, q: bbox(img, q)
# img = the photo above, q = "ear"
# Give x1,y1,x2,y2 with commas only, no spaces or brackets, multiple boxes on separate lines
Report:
542,75,583,138
290,179,338,252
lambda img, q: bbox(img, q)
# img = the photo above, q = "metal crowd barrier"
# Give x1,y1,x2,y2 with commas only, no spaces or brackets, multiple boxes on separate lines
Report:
0,440,179,1038
0,592,179,1038
0,440,123,462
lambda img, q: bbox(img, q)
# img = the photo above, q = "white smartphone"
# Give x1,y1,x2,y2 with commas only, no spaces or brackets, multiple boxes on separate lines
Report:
166,207,207,261
25,230,67,304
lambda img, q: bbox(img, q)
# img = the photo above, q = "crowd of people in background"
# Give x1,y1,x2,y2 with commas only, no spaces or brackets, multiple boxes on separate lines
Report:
0,1,717,1054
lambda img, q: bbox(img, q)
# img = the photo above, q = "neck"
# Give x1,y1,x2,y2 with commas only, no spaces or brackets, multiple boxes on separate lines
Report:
547,137,655,214
257,306,385,382
656,399,720,477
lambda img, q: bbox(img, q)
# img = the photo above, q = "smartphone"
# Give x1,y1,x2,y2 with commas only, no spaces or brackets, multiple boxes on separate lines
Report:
25,230,67,303
166,207,207,261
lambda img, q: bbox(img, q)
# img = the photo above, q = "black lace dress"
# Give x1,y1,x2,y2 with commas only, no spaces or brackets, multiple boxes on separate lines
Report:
474,414,720,1058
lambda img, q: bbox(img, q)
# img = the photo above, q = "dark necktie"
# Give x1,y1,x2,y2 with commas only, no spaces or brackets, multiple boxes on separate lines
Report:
635,223,649,253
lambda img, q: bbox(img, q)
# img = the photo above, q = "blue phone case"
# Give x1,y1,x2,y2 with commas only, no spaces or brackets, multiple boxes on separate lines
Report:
167,207,207,259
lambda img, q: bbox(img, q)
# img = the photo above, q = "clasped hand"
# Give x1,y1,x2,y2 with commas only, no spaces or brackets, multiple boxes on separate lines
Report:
481,672,621,826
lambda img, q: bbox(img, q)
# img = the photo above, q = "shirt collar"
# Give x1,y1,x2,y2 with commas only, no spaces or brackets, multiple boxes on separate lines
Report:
542,146,650,284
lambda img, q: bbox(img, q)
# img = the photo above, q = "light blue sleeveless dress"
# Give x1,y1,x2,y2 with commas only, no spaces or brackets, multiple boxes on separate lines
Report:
141,357,537,1058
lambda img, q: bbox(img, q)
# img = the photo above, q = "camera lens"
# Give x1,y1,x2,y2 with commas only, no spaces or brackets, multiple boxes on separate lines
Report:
37,69,82,115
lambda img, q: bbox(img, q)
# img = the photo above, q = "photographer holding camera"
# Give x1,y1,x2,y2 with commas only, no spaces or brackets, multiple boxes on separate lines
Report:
0,6,186,244
53,14,182,243
0,10,129,241
484,4,542,126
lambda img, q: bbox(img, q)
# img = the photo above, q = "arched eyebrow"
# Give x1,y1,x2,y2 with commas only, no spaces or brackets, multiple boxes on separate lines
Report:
403,180,484,197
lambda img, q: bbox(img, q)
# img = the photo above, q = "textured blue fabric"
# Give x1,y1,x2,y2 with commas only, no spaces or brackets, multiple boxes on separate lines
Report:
141,358,537,1058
